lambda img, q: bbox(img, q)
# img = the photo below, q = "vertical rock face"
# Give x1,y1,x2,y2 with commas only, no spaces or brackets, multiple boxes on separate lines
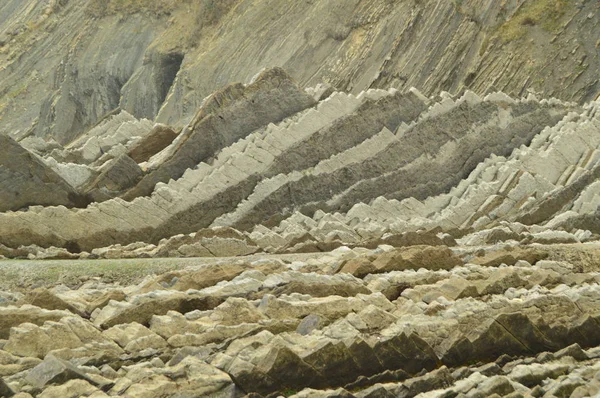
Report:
0,135,86,212
0,0,598,144
0,0,163,145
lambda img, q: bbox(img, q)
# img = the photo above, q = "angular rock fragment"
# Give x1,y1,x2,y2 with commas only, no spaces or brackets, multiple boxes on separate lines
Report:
128,124,178,163
0,378,14,397
24,356,95,390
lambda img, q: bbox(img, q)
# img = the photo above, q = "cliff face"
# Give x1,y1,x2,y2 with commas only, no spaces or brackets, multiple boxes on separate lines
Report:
0,0,598,145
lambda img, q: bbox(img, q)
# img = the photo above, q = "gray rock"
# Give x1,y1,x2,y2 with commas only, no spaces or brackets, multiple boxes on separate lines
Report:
0,135,86,212
24,355,94,389
0,378,14,397
84,154,143,200
296,314,324,336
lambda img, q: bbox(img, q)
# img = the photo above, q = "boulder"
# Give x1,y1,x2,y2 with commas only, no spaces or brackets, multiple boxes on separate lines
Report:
296,314,325,336
128,124,178,163
4,316,116,359
508,363,570,387
24,355,95,389
102,322,162,349
170,263,246,291
94,293,223,329
86,291,127,314
0,306,71,340
37,379,100,398
339,258,377,278
23,289,86,318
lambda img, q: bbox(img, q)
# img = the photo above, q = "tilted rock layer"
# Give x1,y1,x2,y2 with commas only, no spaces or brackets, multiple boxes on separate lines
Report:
1,67,600,395
0,0,599,144
1,1,600,395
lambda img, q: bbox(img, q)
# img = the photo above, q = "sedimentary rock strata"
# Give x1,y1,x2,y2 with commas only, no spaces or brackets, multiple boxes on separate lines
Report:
1,243,600,396
0,42,600,396
0,135,87,212
5,73,600,257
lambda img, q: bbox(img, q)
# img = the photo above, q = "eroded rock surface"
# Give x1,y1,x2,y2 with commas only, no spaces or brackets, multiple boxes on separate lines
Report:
0,244,599,396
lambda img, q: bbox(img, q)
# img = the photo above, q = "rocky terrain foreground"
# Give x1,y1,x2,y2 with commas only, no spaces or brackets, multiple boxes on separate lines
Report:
2,242,600,397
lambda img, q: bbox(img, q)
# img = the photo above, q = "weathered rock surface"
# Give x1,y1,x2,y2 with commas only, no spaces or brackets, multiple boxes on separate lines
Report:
2,80,594,255
0,135,87,212
1,3,600,395
1,243,600,396
0,0,599,145
127,125,178,164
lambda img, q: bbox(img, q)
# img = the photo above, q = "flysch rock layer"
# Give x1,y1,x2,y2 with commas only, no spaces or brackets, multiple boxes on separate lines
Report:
0,135,88,212
3,68,600,397
1,243,600,397
0,70,589,256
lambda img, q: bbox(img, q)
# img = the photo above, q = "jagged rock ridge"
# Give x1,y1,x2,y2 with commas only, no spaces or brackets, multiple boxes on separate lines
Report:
2,67,597,257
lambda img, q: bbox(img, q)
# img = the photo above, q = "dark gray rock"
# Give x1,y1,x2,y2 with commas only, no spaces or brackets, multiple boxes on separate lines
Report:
24,355,94,389
0,378,14,397
296,314,324,336
0,135,87,212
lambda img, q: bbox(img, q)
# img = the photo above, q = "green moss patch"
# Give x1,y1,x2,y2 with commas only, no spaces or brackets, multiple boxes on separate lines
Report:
495,0,573,43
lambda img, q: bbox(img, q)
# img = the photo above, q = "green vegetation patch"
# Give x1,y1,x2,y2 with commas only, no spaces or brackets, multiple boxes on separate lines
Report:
495,0,573,43
86,0,185,18
0,258,189,291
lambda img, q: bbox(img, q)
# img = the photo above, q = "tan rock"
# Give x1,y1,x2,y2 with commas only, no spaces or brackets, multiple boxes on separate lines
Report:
23,289,86,318
338,258,377,278
0,306,71,340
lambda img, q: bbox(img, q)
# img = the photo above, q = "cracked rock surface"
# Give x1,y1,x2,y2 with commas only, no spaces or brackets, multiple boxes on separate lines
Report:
1,243,600,397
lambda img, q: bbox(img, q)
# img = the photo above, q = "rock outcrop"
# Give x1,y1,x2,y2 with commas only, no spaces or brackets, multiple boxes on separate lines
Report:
0,0,599,144
0,135,87,212
1,243,600,396
1,1,600,395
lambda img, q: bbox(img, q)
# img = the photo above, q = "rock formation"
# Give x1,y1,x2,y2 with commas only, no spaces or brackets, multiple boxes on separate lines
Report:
0,0,599,144
1,0,600,396
0,135,87,212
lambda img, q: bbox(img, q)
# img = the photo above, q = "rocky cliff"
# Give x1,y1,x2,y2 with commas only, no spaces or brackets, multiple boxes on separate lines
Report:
0,0,598,145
